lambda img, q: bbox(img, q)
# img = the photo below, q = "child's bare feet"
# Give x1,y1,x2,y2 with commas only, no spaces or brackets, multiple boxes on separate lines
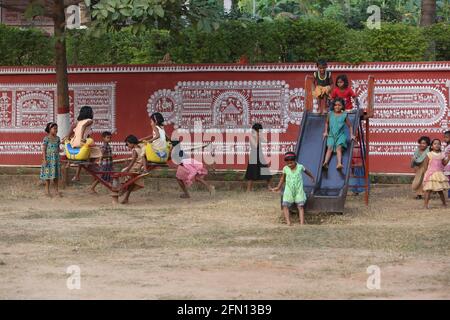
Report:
55,192,63,198
336,164,344,170
89,187,98,194
322,163,328,171
120,199,129,204
180,193,190,199
71,177,80,182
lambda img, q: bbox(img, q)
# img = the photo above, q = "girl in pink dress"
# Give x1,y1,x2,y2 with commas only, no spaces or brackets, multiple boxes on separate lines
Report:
444,131,450,198
175,150,215,198
423,139,450,209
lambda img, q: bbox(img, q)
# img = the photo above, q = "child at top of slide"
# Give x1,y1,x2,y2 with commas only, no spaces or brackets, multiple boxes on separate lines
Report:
312,60,333,115
331,74,359,111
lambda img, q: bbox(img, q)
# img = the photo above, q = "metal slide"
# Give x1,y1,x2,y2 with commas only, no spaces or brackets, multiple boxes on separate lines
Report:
295,109,362,213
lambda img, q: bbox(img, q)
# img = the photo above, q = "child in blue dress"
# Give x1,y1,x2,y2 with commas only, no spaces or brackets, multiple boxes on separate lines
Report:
40,122,62,197
271,152,315,226
322,98,355,171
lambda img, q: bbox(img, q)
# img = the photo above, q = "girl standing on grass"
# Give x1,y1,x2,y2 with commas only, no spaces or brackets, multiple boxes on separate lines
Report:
330,75,359,112
322,98,355,171
423,139,450,209
411,136,431,200
40,122,62,197
245,123,272,192
271,152,315,226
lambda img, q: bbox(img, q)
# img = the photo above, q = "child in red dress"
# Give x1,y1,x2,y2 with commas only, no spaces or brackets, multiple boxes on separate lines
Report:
331,74,360,111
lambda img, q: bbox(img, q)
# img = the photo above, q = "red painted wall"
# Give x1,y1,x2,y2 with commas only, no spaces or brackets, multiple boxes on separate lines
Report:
0,62,449,173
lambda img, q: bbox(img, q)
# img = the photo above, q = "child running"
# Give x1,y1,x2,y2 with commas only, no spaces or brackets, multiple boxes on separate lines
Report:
322,98,355,171
175,150,215,198
120,135,147,204
90,131,113,193
330,75,359,112
40,122,62,197
271,152,315,226
312,60,333,115
411,136,431,200
444,131,450,199
423,138,450,209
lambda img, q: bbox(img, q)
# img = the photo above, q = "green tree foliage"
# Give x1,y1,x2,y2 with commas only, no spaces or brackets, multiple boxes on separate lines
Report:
2,17,449,66
0,24,53,66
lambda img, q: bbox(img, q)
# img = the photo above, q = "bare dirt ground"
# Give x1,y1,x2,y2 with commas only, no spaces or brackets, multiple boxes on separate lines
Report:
0,174,449,299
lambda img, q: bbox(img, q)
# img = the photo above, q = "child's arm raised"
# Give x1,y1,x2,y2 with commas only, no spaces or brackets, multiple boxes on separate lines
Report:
345,116,356,141
270,173,285,192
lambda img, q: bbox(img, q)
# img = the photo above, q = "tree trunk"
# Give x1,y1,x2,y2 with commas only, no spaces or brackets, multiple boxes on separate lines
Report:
420,0,436,26
54,0,70,139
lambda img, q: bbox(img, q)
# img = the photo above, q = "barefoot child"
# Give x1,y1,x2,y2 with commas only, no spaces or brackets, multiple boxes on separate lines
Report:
322,98,356,171
40,122,62,197
120,135,146,204
90,131,113,193
411,136,431,200
245,123,272,192
444,131,450,198
176,150,215,198
312,60,332,115
271,152,315,226
331,75,359,112
423,139,450,209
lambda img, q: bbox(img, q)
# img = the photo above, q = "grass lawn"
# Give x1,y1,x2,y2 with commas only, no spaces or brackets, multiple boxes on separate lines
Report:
0,175,449,299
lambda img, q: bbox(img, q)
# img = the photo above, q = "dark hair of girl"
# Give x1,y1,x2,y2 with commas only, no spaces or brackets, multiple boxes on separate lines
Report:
444,130,450,136
430,138,442,152
77,106,94,121
417,136,431,145
102,131,112,138
45,122,57,133
284,151,296,161
333,97,346,111
125,135,139,145
150,112,165,126
335,74,349,89
316,59,327,67
252,123,263,131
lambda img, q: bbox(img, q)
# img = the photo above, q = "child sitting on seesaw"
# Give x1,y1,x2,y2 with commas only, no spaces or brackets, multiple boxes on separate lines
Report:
140,112,169,162
120,135,147,204
322,98,356,171
271,152,315,226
